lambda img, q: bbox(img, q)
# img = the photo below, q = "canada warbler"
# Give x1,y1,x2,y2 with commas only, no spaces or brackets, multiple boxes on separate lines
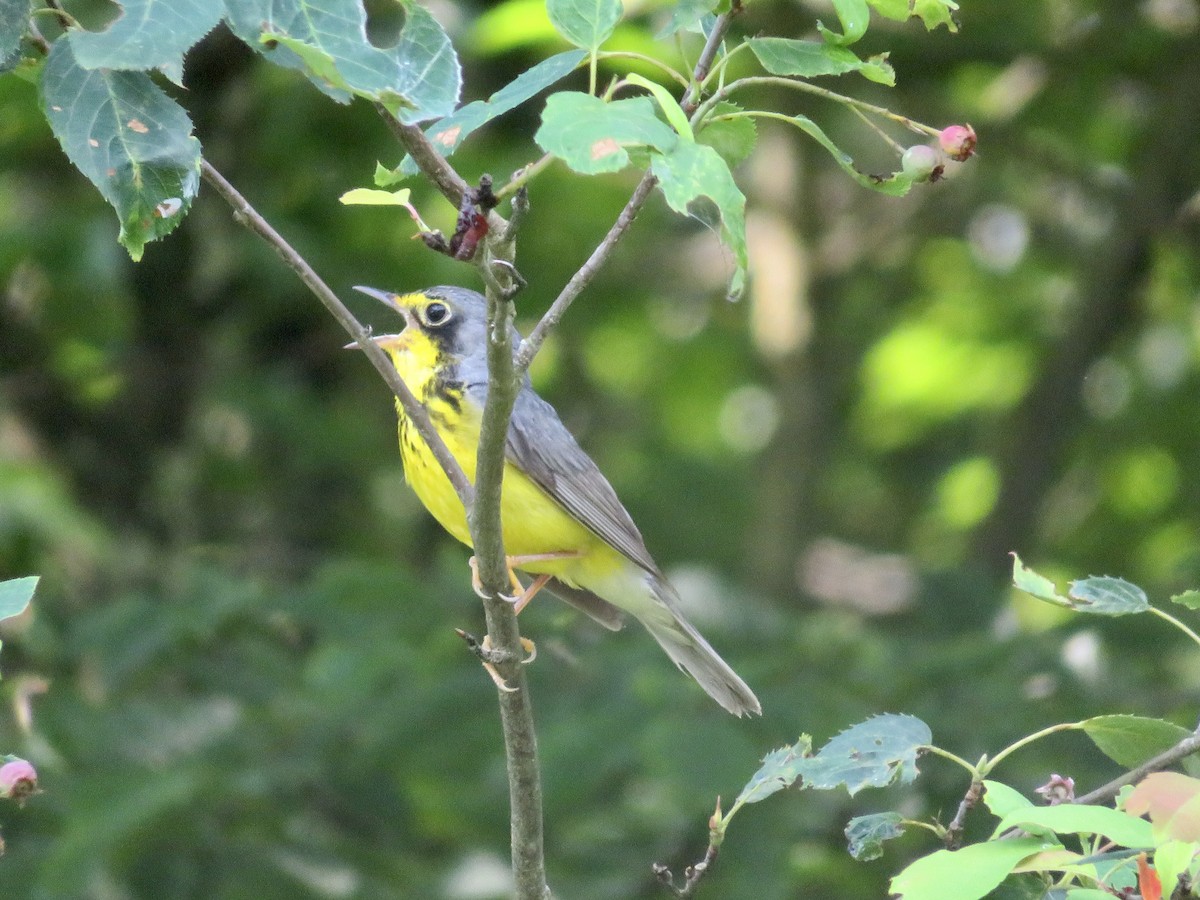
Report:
355,284,760,717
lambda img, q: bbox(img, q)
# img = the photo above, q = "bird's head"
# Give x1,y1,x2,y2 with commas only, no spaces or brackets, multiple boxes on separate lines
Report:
350,285,489,364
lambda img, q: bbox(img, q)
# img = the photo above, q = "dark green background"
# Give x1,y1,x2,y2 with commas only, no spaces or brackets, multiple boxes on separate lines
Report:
2,0,1200,896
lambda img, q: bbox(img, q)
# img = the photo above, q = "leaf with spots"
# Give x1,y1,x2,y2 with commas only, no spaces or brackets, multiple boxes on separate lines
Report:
795,713,931,796
535,91,677,174
66,0,223,84
222,0,460,122
40,40,201,260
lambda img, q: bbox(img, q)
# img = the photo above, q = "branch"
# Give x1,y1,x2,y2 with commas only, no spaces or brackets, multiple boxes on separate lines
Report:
943,779,983,850
198,159,475,508
1075,731,1200,807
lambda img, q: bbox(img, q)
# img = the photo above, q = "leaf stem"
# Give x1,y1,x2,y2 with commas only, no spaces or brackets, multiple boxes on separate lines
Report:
984,721,1084,775
1147,606,1200,651
597,51,690,88
921,744,981,777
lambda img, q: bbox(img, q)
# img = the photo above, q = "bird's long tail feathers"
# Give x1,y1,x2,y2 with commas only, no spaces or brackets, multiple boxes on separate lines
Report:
640,577,761,717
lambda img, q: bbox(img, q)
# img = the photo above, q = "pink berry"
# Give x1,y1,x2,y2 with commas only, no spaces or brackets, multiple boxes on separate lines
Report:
0,759,37,803
939,124,977,161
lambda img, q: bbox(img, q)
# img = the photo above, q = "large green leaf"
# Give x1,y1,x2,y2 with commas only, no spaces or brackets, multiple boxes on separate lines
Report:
546,0,622,51
650,138,747,299
222,0,460,122
66,0,224,84
994,805,1155,849
793,713,931,795
748,37,895,86
0,576,37,622
1082,715,1198,772
385,49,586,180
40,39,201,260
536,92,677,174
891,838,1049,900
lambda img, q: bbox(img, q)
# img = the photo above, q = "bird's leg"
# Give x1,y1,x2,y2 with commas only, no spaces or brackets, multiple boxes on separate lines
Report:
467,551,582,611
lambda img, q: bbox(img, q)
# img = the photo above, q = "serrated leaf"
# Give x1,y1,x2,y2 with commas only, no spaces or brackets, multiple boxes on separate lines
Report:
536,92,677,173
0,0,26,63
845,812,905,861
223,0,460,122
734,737,810,805
749,37,895,85
547,0,622,51
655,0,718,38
783,113,919,196
995,805,1155,849
1011,553,1070,605
1083,715,1197,771
1068,576,1150,616
891,838,1049,900
1171,590,1200,610
650,138,747,299
67,0,223,84
696,104,756,166
796,713,931,796
386,50,586,180
982,780,1035,820
0,576,37,621
868,0,959,32
41,40,200,260
1127,773,1200,842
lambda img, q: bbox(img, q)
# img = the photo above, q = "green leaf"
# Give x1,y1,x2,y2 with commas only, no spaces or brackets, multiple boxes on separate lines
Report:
41,40,201,260
1155,840,1199,898
821,0,870,45
655,0,718,38
1171,590,1200,610
749,37,895,86
1067,576,1150,616
868,0,959,32
981,780,1035,819
384,49,586,181
223,0,460,122
891,838,1049,900
626,73,692,138
734,737,810,805
845,812,905,861
782,113,920,196
67,0,223,84
795,713,931,796
994,805,1155,849
1011,553,1070,605
0,0,26,64
650,138,748,299
0,576,37,622
536,92,677,174
339,188,412,206
1083,715,1198,771
696,103,756,166
547,0,623,51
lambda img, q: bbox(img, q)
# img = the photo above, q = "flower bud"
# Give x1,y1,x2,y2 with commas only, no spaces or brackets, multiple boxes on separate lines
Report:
939,124,977,161
1034,773,1075,805
0,758,37,804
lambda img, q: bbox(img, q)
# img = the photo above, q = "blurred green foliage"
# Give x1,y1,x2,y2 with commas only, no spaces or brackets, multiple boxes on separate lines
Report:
2,0,1200,897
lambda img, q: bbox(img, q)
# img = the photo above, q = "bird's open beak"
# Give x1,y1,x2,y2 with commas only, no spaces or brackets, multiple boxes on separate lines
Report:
345,285,412,350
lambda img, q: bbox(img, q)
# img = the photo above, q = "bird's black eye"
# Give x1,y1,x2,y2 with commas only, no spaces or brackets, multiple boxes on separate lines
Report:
422,301,451,327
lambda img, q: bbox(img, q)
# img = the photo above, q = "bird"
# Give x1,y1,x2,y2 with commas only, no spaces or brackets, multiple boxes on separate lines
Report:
353,284,761,717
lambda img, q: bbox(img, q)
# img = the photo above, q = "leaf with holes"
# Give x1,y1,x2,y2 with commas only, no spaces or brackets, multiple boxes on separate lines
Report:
67,0,223,84
223,0,459,122
1011,553,1070,606
796,714,931,796
749,37,895,86
733,736,811,806
41,40,201,260
845,812,905,861
868,0,959,32
547,0,622,51
536,92,677,174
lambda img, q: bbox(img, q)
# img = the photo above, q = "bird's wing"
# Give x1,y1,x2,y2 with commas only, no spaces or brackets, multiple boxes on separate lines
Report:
505,387,660,575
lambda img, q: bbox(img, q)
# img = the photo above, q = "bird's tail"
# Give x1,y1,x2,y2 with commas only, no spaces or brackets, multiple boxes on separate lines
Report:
639,575,761,717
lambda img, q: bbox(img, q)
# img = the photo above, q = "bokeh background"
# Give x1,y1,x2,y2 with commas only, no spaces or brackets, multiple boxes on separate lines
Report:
3,0,1200,896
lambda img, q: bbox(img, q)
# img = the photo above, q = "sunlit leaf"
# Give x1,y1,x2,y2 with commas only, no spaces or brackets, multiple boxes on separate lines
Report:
223,0,460,122
41,40,201,260
795,713,931,796
820,0,870,45
981,780,1035,819
891,838,1049,900
1011,553,1070,605
1153,840,1199,898
0,576,37,621
547,0,622,51
626,73,692,137
1083,715,1198,772
868,0,959,32
1171,590,1200,610
995,805,1155,849
650,138,747,299
339,188,412,206
845,811,904,860
749,37,895,85
733,736,810,805
1067,576,1150,616
536,92,677,173
1127,773,1200,842
67,0,223,84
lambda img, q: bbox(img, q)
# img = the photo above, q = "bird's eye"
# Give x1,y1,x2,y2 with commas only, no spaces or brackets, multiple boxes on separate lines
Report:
422,301,451,327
